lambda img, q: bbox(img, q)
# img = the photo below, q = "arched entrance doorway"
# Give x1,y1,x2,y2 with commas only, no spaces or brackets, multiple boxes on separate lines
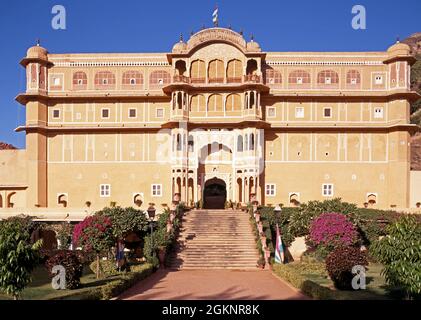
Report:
203,178,227,209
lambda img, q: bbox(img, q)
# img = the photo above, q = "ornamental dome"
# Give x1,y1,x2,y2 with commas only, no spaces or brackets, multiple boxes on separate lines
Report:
172,39,187,53
26,44,48,60
246,40,261,52
387,41,411,55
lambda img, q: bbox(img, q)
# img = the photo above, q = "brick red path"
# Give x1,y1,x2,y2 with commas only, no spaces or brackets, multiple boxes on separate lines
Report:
119,269,309,300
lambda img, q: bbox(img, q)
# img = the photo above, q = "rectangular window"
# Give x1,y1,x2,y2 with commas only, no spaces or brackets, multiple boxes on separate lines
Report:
323,107,332,118
53,77,61,86
156,108,164,118
152,184,162,197
100,184,111,197
265,184,276,197
375,75,383,85
75,112,82,120
52,109,60,119
101,108,110,119
325,77,331,84
102,79,108,85
322,184,334,197
374,107,384,119
128,108,137,118
267,107,276,118
297,77,303,84
295,107,305,118
350,78,357,85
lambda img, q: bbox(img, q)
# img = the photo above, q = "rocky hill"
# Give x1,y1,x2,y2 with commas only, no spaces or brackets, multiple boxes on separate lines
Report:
411,133,421,171
0,142,17,150
402,32,421,55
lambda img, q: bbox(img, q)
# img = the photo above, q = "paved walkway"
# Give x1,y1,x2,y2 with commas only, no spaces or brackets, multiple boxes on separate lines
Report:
119,269,308,300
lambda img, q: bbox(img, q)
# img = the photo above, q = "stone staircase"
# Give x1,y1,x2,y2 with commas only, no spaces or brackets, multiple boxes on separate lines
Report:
168,209,259,270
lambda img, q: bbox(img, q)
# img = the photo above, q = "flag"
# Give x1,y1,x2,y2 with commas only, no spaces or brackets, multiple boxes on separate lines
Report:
275,224,284,264
212,6,218,27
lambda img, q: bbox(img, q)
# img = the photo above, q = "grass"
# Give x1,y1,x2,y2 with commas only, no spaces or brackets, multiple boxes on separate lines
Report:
273,261,403,300
0,263,150,300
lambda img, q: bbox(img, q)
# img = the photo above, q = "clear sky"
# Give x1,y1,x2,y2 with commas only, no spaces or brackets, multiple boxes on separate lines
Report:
0,0,420,148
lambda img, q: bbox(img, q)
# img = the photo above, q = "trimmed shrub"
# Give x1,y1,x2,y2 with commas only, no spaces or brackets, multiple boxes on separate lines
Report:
45,250,83,289
325,246,368,290
370,215,421,299
89,259,118,278
309,213,359,254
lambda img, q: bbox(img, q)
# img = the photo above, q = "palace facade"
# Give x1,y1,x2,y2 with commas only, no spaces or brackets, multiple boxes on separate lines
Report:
0,27,420,218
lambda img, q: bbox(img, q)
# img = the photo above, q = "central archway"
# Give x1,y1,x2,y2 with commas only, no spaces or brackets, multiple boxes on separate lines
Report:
203,178,227,209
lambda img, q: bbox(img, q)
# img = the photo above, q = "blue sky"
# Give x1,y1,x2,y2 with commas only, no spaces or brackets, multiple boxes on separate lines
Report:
0,0,420,148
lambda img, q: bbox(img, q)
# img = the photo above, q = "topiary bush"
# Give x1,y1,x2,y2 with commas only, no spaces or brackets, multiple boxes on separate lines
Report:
325,246,368,290
45,250,83,289
308,213,359,255
370,215,421,299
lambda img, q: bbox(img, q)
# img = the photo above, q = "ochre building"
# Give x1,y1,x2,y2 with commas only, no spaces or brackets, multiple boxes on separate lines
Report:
0,28,420,217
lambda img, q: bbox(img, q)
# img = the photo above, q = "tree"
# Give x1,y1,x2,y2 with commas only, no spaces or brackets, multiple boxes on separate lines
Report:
370,215,421,299
96,206,149,239
72,215,114,279
0,216,42,299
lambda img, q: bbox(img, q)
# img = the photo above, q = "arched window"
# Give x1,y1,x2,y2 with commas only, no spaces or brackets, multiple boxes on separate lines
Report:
190,94,206,113
346,70,361,85
249,133,255,151
317,70,339,84
226,59,242,83
190,60,206,83
265,67,282,85
208,59,224,83
237,135,243,152
149,70,171,86
94,71,116,88
174,60,187,76
246,59,258,75
122,71,143,86
208,94,223,114
72,71,87,88
188,135,194,152
225,94,241,113
0,194,3,208
176,133,182,151
289,70,311,84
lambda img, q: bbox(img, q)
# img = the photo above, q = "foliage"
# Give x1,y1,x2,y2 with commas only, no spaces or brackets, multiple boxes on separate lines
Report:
72,215,114,253
288,198,357,238
45,250,83,289
89,259,118,278
96,206,149,239
57,223,73,250
370,215,421,299
325,246,368,290
309,213,359,254
259,206,298,247
0,216,42,299
410,55,421,125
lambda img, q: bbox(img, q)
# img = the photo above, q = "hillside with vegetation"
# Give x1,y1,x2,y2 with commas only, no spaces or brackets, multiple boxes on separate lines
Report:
0,142,16,150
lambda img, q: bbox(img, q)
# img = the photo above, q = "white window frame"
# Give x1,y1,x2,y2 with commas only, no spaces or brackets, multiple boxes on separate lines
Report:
350,78,357,85
53,77,61,86
101,108,110,119
151,184,162,197
322,184,334,197
375,75,383,85
296,77,303,84
156,108,164,118
295,107,305,118
323,107,332,118
128,108,137,119
374,107,384,119
325,77,331,84
100,184,111,197
265,184,276,197
52,109,60,119
267,107,276,118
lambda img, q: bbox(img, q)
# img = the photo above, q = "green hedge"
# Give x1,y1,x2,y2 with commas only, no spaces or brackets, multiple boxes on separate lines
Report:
273,263,333,299
53,263,154,300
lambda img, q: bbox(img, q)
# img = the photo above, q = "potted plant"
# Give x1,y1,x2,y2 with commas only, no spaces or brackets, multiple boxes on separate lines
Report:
256,257,265,269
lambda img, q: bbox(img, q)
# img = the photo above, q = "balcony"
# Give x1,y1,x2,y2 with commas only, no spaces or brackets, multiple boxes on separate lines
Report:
244,74,261,84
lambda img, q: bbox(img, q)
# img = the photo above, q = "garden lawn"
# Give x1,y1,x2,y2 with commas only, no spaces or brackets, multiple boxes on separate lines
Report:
273,261,400,300
0,263,153,300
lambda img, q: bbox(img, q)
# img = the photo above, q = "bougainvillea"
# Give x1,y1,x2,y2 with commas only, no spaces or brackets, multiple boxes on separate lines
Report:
72,215,114,253
325,246,368,290
309,213,358,252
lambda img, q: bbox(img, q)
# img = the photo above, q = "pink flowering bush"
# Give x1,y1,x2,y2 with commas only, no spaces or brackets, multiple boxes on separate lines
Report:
308,213,359,254
73,215,114,253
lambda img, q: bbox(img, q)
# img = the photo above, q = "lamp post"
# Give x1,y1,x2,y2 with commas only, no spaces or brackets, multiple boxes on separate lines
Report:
147,206,156,259
274,204,282,223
